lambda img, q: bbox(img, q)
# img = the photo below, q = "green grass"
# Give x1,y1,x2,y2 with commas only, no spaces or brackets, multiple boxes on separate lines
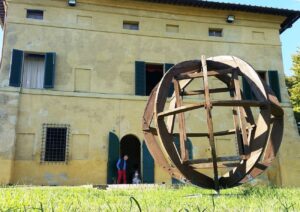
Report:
0,185,300,211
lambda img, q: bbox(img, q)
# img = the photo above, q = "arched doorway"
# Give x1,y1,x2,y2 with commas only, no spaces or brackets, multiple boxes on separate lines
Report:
120,135,141,184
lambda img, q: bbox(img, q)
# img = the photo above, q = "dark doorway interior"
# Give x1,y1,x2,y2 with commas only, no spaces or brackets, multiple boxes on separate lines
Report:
146,64,164,95
120,135,141,184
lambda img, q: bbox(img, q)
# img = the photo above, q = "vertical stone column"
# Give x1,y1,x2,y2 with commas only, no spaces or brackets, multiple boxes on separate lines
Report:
0,90,19,184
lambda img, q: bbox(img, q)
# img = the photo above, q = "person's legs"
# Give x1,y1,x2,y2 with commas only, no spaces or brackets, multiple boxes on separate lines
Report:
117,170,122,184
122,170,127,184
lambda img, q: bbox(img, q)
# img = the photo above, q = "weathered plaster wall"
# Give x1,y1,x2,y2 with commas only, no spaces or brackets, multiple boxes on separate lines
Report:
0,0,299,186
0,89,19,184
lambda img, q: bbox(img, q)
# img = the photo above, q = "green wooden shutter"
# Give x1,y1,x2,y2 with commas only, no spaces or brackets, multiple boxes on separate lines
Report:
9,49,24,87
44,52,56,89
187,138,193,160
107,132,120,184
242,77,252,100
142,141,154,183
268,70,281,102
135,61,146,95
165,63,174,97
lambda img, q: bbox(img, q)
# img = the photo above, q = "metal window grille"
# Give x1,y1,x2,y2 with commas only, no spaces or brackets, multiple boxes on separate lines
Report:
26,9,44,20
41,124,70,164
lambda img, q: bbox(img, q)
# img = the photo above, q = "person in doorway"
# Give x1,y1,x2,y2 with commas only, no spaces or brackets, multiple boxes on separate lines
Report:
132,170,141,184
116,155,128,184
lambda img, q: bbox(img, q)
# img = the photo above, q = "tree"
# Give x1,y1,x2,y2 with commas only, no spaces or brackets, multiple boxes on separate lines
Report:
286,48,300,123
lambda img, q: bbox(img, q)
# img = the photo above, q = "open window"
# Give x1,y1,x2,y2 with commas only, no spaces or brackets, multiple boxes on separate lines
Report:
9,49,56,89
22,53,45,89
145,64,164,96
135,61,174,96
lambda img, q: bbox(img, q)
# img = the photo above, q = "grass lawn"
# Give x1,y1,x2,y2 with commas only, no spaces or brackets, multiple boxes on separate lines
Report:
0,185,300,211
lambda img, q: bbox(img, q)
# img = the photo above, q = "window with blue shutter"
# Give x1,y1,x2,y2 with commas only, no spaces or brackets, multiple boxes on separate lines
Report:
142,141,154,183
9,49,24,87
268,70,281,102
44,52,56,89
165,63,174,97
107,132,120,184
136,61,172,96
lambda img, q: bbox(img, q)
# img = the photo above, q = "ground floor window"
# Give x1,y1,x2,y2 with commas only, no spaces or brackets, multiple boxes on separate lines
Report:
41,124,70,163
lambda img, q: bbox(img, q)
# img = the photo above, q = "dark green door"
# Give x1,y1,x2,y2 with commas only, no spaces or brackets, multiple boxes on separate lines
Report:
142,142,154,183
107,132,120,184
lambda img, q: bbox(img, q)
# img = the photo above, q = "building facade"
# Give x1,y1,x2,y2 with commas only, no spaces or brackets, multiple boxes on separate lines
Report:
0,0,299,186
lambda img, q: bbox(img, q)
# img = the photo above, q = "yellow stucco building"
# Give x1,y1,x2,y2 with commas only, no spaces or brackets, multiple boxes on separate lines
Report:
0,0,299,186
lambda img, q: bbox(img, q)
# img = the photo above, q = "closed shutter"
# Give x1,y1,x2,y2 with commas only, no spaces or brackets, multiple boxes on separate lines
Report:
268,70,281,102
165,63,174,97
242,77,252,100
107,132,120,184
187,138,193,160
9,49,24,87
44,52,56,89
142,141,154,183
135,61,146,95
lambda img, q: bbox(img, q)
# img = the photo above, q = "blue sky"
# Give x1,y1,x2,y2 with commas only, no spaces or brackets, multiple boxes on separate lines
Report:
0,0,299,76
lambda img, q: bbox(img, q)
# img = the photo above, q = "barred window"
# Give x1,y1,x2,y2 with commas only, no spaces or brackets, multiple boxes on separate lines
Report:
41,124,70,163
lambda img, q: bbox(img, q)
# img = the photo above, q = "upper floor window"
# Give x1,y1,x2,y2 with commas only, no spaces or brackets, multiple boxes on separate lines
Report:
123,21,139,30
22,54,45,89
145,64,164,95
257,71,267,82
209,28,223,37
242,70,281,102
26,9,44,20
135,61,174,96
9,49,56,89
41,124,70,163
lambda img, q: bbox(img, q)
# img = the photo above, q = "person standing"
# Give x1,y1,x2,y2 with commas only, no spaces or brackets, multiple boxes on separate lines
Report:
116,155,128,184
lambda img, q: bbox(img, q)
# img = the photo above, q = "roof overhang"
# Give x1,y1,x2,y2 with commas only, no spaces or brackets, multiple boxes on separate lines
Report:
0,0,299,33
142,0,300,34
0,0,6,28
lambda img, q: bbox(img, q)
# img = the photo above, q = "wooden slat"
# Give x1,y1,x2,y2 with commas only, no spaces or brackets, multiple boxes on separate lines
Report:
232,70,250,159
212,100,268,107
174,80,188,161
201,55,220,191
176,68,234,80
173,125,255,137
157,100,266,118
191,162,240,169
181,87,231,96
157,102,205,118
187,156,241,164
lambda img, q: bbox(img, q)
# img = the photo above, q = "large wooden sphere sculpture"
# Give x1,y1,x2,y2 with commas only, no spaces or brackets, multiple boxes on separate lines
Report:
142,56,284,191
